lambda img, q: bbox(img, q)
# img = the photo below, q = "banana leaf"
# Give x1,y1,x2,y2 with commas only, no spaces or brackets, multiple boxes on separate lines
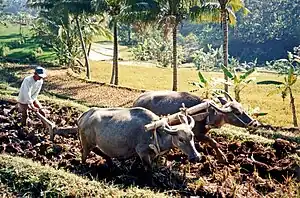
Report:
240,68,255,80
257,80,284,85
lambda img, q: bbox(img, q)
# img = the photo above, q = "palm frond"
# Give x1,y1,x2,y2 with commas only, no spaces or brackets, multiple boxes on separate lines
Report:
190,2,220,23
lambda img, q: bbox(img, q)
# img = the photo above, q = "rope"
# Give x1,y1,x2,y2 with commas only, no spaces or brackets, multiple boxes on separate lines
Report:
153,128,161,155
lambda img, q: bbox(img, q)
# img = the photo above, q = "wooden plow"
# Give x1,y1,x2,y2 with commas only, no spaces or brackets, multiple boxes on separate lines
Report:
35,111,77,141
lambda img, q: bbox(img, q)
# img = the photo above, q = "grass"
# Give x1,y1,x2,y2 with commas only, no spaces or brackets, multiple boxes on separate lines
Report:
85,60,300,127
0,23,56,62
0,154,171,198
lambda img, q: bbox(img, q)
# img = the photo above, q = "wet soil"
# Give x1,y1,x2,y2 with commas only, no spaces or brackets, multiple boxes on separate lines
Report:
0,99,299,197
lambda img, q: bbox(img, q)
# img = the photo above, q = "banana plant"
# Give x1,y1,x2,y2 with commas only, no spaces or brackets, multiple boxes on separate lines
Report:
221,65,256,102
189,71,230,99
257,65,298,127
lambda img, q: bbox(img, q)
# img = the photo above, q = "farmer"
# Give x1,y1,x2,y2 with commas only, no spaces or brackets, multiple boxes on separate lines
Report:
17,66,47,126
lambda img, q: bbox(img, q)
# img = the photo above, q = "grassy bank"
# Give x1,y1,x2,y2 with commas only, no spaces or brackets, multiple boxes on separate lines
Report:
0,23,56,62
0,155,171,197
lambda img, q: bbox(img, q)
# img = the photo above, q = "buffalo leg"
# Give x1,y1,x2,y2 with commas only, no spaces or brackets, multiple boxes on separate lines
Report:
136,144,155,185
92,148,113,167
81,144,90,164
197,133,227,163
79,132,91,163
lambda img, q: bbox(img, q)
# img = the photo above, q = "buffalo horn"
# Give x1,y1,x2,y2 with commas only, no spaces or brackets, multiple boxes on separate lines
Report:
162,121,178,135
210,102,232,113
187,115,195,129
223,91,235,101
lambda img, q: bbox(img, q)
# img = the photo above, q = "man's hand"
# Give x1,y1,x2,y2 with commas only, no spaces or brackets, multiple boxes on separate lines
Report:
28,103,39,112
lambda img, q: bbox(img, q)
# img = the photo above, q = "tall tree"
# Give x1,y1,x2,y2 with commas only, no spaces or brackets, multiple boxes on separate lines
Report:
94,0,156,85
141,0,203,91
190,0,249,93
27,0,109,79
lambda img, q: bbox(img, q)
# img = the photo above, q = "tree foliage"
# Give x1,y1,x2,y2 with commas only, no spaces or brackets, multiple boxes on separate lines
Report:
181,0,300,63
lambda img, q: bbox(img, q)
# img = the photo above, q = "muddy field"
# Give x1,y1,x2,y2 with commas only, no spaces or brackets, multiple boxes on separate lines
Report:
0,99,300,197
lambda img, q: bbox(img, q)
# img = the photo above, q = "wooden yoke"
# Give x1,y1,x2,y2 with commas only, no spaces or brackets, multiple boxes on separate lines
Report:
144,101,210,131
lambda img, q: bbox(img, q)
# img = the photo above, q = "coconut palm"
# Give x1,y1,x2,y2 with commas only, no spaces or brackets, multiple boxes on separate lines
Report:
27,0,111,79
93,0,156,85
190,0,250,93
136,0,204,91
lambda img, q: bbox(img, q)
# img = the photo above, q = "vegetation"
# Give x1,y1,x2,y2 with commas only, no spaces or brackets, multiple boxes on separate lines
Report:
0,154,169,197
221,65,256,102
257,52,300,127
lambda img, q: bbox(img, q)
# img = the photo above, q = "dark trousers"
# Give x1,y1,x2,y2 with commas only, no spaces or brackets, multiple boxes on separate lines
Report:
17,102,46,126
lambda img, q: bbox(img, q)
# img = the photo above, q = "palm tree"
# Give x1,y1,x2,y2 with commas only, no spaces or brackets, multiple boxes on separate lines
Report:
94,0,153,85
27,0,110,79
140,0,203,91
190,0,250,93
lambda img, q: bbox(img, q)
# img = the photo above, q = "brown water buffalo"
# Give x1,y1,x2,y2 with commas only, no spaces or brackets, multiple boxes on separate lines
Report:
77,107,200,171
132,91,260,163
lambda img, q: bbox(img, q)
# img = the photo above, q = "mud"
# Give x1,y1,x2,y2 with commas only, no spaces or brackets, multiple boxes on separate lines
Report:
0,99,299,197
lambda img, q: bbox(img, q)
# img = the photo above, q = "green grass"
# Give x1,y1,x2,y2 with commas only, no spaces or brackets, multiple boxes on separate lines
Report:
0,23,56,62
0,154,171,197
85,61,300,127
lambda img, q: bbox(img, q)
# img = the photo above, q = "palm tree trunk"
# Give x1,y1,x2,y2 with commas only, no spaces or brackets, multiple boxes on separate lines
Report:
128,25,131,44
172,23,178,91
75,16,91,79
221,9,229,93
289,88,298,127
110,20,118,85
87,43,92,57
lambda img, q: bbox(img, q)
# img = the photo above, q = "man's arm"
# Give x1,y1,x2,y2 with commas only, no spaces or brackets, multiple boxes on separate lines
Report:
31,81,43,102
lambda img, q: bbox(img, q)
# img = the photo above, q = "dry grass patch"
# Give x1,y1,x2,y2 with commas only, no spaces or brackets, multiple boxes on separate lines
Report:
41,69,142,108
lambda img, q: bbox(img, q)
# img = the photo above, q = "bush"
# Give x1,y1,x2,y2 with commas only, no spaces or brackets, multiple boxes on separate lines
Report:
0,45,10,57
8,38,25,49
131,36,184,67
35,47,44,55
27,50,38,62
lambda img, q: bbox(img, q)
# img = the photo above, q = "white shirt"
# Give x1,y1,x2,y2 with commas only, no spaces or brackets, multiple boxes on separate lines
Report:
18,75,43,105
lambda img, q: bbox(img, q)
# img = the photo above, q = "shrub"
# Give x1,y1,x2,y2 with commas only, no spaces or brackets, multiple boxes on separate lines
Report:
0,45,10,57
27,50,38,62
35,47,44,55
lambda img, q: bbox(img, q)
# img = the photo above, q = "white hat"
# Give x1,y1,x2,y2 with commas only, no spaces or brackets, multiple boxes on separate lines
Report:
35,66,47,78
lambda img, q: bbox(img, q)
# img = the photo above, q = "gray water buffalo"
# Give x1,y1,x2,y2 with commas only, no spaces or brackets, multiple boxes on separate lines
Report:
132,91,260,163
77,106,200,171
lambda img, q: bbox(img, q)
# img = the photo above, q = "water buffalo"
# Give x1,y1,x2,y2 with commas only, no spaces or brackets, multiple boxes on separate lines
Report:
132,91,260,163
77,106,200,171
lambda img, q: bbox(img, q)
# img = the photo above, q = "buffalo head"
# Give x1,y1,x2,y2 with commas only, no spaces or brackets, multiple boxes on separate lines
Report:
160,114,201,163
205,92,260,129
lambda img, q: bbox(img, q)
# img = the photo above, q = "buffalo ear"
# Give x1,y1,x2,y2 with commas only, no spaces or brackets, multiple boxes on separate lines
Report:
217,96,228,105
192,112,209,121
